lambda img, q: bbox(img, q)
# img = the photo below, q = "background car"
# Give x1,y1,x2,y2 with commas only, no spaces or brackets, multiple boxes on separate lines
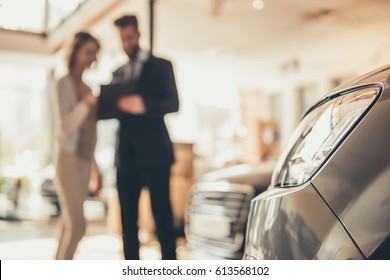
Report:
40,177,61,216
244,64,390,260
185,161,275,259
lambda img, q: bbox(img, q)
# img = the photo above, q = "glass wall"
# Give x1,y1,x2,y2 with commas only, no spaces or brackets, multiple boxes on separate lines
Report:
0,0,46,33
0,62,53,218
0,0,87,34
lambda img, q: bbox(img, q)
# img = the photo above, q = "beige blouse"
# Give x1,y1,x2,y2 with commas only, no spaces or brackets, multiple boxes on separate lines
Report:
55,74,97,160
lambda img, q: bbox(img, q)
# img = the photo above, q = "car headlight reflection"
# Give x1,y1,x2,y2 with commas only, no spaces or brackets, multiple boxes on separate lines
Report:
271,86,381,188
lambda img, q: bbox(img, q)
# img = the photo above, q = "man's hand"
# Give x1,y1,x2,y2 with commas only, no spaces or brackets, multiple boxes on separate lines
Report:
117,94,146,115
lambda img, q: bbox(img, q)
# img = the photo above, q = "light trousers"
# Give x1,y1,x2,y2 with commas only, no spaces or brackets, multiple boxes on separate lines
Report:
54,152,91,260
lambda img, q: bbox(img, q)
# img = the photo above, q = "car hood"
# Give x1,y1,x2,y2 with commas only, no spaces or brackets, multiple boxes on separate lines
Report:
200,161,276,190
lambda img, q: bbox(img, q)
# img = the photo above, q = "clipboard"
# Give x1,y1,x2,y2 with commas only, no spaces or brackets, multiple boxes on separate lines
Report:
96,82,136,120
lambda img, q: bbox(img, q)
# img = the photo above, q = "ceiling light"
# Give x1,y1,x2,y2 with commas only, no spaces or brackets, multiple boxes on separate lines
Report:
253,0,264,10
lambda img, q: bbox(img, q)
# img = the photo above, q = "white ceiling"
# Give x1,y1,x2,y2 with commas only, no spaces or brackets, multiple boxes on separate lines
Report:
2,0,389,87
89,0,390,87
155,0,390,55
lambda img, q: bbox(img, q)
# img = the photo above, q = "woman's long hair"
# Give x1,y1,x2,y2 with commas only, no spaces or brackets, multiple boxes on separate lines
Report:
67,32,100,71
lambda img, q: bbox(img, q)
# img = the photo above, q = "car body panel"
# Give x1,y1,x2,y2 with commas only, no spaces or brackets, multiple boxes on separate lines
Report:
325,65,390,99
201,162,275,191
244,182,364,260
312,81,390,258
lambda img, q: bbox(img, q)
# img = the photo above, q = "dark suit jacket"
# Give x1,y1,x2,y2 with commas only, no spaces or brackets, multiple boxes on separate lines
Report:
112,55,179,167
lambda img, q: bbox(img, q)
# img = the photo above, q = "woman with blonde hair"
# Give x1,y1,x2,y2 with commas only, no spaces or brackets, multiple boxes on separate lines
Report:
54,32,101,259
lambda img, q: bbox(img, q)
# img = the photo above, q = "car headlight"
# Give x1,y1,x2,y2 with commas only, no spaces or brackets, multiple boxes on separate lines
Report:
271,85,381,188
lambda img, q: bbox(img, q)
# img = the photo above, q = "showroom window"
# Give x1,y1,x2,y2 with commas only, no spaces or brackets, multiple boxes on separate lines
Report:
0,0,87,34
0,63,52,189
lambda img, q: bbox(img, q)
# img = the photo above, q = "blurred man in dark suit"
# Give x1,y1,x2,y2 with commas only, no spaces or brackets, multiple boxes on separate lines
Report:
112,15,179,260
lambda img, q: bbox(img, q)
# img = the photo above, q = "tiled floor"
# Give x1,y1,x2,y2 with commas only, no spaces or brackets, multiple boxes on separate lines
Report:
0,188,192,260
0,218,190,260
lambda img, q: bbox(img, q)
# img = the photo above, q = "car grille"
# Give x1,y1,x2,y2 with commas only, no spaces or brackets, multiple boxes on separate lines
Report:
185,181,255,255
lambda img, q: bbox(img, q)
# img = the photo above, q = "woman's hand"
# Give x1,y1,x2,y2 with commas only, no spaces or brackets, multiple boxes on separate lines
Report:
82,93,97,106
89,164,103,196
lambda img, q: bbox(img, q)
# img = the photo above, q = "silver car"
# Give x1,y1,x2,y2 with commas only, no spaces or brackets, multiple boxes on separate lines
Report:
244,65,390,260
185,162,275,259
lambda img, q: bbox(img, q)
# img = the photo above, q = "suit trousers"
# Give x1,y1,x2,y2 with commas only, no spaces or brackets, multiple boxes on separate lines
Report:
116,163,177,260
